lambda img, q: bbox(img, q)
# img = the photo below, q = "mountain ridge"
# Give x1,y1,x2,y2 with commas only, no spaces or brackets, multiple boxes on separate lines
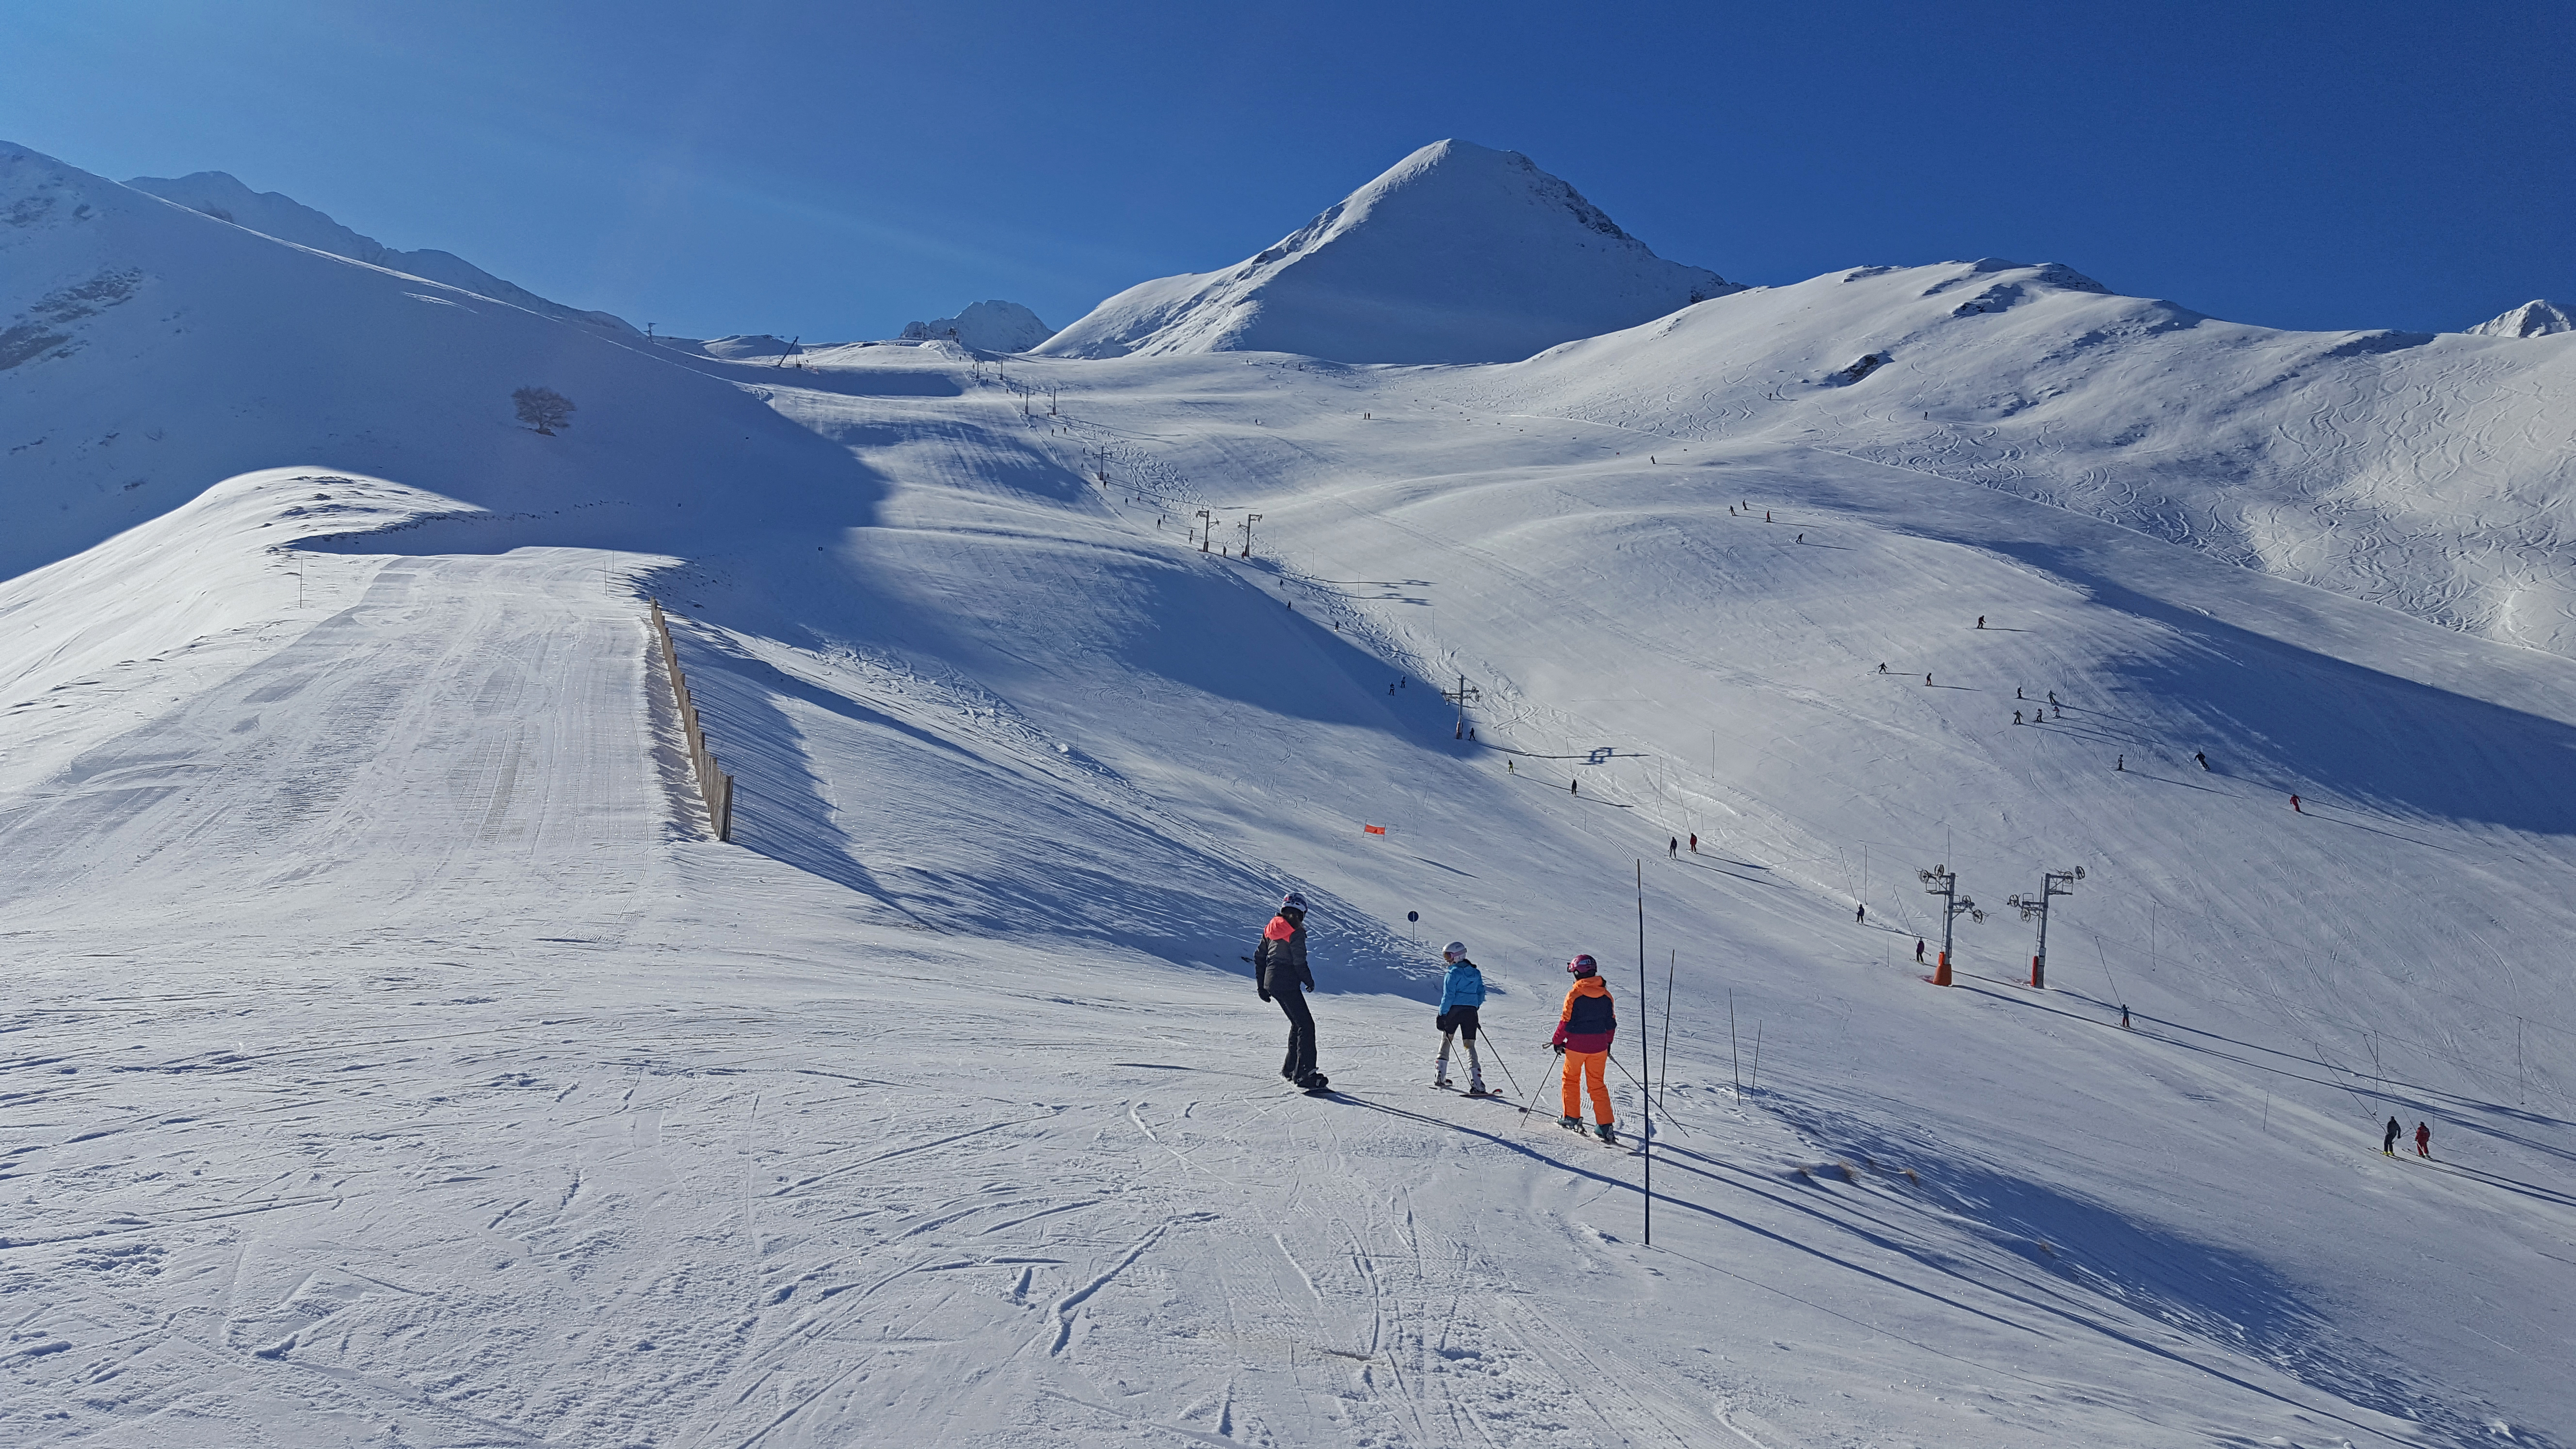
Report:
125,169,638,337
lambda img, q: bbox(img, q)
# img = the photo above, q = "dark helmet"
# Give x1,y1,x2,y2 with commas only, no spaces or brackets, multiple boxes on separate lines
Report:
1567,953,1598,977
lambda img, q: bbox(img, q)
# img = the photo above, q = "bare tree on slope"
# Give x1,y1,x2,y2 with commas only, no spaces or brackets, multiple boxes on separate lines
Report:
512,385,576,435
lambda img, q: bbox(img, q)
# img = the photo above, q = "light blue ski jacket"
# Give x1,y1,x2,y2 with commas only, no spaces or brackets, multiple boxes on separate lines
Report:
1438,959,1486,1012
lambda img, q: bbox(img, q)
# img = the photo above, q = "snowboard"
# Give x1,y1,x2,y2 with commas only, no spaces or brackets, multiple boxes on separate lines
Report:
1295,1072,1332,1095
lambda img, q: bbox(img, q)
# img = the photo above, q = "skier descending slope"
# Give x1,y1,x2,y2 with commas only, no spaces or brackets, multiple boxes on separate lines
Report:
1256,893,1325,1091
1433,942,1491,1094
2383,1116,2403,1156
1550,954,1619,1142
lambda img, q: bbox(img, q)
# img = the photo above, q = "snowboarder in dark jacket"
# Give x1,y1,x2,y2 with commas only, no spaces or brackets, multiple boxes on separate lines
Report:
2383,1116,2401,1155
1256,893,1320,1085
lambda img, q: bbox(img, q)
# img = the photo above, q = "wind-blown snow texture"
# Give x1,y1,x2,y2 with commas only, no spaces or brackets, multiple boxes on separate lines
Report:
901,299,1055,352
1037,139,1736,364
5,138,2576,1448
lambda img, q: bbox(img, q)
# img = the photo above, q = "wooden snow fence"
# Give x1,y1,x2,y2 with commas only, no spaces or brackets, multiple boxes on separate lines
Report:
649,599,734,842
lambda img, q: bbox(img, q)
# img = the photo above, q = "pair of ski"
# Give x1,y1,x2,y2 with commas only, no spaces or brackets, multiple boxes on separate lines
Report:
1423,1083,1645,1155
1535,1112,1644,1155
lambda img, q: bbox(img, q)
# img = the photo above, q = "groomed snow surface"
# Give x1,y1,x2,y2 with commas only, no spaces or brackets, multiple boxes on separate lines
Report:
5,141,2576,1447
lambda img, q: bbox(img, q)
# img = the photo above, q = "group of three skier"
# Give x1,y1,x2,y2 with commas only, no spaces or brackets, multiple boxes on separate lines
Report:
1253,894,1622,1142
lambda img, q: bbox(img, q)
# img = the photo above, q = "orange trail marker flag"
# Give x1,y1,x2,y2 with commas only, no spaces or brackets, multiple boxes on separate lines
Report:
1363,823,1387,836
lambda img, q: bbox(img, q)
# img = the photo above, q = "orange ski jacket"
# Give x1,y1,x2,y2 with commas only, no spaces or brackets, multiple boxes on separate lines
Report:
1552,975,1616,1053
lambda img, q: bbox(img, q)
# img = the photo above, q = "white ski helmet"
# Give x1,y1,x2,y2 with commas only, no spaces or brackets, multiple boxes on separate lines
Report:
1442,941,1468,960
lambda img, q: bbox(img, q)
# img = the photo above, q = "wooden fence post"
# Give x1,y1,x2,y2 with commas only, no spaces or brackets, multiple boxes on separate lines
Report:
650,599,735,844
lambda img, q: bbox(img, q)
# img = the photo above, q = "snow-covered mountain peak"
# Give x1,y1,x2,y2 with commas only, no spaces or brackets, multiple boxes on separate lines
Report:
125,167,636,336
2465,297,2575,338
899,299,1053,351
1035,138,1735,364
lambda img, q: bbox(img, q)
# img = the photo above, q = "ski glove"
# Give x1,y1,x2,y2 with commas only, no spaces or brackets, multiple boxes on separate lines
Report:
1258,989,1272,1003
1549,1042,1565,1055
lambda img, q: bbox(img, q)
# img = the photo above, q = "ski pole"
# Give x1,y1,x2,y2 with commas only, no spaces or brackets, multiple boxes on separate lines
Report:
1482,1036,1526,1099
1516,1047,1565,1133
1610,1051,1700,1139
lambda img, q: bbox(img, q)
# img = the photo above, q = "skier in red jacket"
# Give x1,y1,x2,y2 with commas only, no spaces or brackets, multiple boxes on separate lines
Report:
1549,955,1618,1142
2414,1121,2431,1158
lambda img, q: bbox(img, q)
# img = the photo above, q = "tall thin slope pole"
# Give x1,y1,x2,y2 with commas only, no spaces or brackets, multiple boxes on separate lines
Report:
1658,949,1675,1111
1730,991,1742,1104
1638,859,1650,1248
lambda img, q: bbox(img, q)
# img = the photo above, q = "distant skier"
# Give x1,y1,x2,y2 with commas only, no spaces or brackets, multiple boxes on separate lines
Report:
1765,511,1772,522
1255,893,1323,1089
2383,1116,2401,1155
1433,942,1488,1093
2415,1122,2431,1158
1796,533,1804,543
1926,674,1933,686
1570,779,1578,796
1549,954,1619,1143
2195,751,2209,771
1689,833,1698,853
2017,687,2024,699
1977,616,1986,629
1668,837,1678,859
2048,692,2059,707
2117,755,2125,772
1855,903,1866,924
1880,663,1888,674
2014,710,2024,725
1915,938,1927,965
2119,1004,2132,1029
2291,794,2302,813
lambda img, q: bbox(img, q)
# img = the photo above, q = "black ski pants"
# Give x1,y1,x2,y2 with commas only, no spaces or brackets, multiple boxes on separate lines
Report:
1274,988,1317,1079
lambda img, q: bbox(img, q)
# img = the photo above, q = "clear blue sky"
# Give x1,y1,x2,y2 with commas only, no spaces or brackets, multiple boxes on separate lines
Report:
4,1,2567,341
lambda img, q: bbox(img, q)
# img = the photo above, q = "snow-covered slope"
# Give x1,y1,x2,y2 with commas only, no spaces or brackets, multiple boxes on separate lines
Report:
1467,258,2576,656
901,298,1053,351
0,145,859,580
7,135,2576,1447
1036,139,1735,364
126,169,639,336
2467,297,2576,338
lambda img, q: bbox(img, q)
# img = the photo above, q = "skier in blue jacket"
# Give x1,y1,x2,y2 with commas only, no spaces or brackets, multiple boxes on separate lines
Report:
1433,942,1489,1094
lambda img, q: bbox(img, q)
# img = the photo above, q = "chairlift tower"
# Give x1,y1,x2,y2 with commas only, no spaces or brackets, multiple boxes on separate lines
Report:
1916,864,1982,986
1240,513,1263,558
1441,673,1482,739
2006,867,2083,989
1194,509,1214,552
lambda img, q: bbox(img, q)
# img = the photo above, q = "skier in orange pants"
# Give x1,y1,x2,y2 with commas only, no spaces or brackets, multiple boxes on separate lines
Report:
1549,954,1619,1143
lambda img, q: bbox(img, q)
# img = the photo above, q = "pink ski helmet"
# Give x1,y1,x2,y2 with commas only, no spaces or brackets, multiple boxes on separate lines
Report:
1566,953,1598,977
